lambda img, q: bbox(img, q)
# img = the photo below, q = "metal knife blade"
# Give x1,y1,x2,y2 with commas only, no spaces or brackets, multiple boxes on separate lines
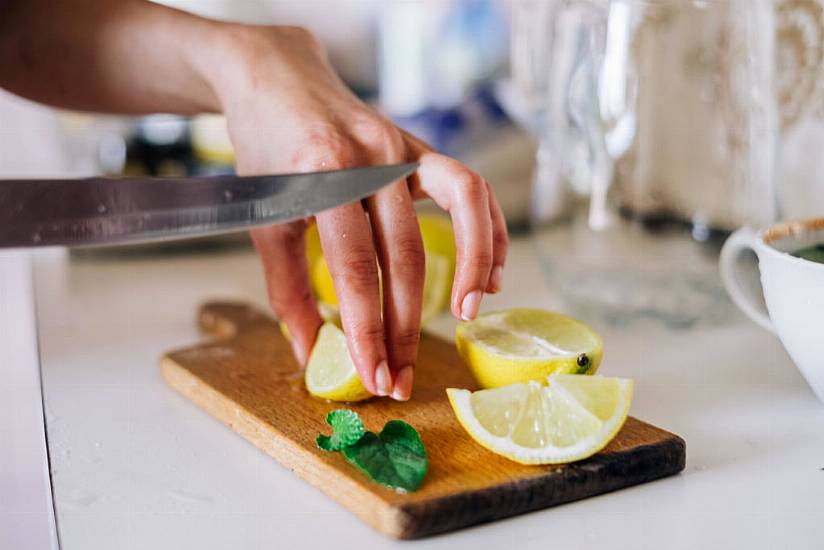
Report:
0,163,417,248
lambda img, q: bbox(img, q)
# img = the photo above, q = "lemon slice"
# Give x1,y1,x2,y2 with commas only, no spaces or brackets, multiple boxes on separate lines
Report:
306,214,456,324
447,374,633,464
305,323,372,402
456,309,603,388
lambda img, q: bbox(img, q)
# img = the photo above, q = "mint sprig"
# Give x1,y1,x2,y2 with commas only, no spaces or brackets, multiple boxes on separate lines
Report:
316,409,428,493
316,409,366,451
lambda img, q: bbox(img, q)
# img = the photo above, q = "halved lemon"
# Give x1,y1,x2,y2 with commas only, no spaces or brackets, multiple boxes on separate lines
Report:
304,323,372,402
456,309,603,388
447,374,633,464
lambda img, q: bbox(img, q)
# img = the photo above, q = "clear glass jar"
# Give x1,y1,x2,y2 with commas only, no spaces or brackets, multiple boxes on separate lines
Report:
513,0,779,236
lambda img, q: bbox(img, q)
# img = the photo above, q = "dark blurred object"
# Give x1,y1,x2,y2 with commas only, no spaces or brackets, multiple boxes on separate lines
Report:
122,115,195,177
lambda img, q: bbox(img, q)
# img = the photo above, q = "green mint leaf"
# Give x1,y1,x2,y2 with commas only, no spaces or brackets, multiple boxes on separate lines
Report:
341,420,428,492
316,434,336,451
316,409,365,452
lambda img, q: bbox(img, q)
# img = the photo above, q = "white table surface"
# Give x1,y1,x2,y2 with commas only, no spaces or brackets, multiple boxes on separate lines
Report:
0,252,58,550
33,217,824,550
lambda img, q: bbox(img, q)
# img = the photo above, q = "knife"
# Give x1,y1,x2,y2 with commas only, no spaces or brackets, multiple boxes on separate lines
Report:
0,163,417,248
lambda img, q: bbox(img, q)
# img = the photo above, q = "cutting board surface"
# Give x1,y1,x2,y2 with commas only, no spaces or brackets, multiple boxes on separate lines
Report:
161,302,685,539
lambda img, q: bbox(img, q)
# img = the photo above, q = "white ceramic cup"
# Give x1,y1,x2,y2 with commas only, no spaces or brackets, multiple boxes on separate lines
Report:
720,218,824,402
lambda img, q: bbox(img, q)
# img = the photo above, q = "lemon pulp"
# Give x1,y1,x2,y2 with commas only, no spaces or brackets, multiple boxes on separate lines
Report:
304,323,371,402
447,374,633,464
456,309,603,388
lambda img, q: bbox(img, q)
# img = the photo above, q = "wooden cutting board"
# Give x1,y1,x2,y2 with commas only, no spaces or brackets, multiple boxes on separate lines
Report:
161,302,685,539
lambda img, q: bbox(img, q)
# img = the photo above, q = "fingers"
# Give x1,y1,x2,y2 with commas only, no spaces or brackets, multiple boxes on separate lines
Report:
315,201,390,397
250,222,322,366
367,178,425,402
407,151,497,321
402,129,509,298
248,120,506,405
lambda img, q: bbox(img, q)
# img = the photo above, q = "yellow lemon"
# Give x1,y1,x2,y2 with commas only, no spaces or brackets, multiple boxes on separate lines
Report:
456,309,603,388
304,323,372,402
418,214,457,314
447,374,633,464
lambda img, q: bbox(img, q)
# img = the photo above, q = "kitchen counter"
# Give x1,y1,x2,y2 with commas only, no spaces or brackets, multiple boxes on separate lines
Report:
33,216,824,549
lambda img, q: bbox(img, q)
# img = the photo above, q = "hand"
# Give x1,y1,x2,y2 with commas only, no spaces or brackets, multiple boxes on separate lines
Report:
1,0,508,401
212,27,509,401
0,1,509,401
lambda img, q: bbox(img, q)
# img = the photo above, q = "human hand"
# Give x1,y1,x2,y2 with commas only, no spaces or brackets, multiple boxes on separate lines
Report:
0,2,505,401
215,26,508,401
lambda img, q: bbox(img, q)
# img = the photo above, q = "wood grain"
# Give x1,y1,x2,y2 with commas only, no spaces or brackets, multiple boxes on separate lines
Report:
161,302,686,539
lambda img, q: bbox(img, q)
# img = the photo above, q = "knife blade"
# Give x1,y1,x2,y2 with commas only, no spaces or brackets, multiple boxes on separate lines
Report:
0,163,417,248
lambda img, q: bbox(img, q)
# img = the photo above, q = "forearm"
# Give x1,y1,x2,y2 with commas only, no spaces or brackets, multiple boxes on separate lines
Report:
1,0,368,141
0,0,243,115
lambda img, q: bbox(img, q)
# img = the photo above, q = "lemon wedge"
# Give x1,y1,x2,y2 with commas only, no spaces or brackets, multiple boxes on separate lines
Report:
305,323,372,402
447,374,633,464
456,309,603,388
305,214,456,324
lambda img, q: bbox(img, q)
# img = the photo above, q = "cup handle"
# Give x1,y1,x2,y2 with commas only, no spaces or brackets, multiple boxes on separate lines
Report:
720,227,774,333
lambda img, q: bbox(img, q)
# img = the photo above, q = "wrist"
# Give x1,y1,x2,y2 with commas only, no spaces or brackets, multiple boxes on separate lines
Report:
191,23,328,119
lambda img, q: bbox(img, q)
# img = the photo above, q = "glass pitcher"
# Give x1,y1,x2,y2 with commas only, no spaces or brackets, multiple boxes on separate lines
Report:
513,0,779,236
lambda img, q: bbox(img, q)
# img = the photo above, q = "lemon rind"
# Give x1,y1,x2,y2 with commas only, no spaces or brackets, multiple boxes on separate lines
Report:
455,310,604,389
306,370,371,401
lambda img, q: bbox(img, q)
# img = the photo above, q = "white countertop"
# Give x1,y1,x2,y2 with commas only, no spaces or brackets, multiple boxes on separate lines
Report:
0,252,58,550
33,217,824,550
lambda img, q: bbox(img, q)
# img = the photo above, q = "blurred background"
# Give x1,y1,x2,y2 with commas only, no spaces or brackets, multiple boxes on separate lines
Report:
3,0,824,237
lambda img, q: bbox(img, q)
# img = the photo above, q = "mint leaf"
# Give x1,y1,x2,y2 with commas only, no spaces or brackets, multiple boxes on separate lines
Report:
316,413,428,492
316,409,365,451
341,420,428,492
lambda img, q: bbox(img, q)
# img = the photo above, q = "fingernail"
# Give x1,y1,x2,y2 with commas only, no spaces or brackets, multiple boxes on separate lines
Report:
374,361,392,396
391,366,414,401
460,290,483,321
489,266,503,293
